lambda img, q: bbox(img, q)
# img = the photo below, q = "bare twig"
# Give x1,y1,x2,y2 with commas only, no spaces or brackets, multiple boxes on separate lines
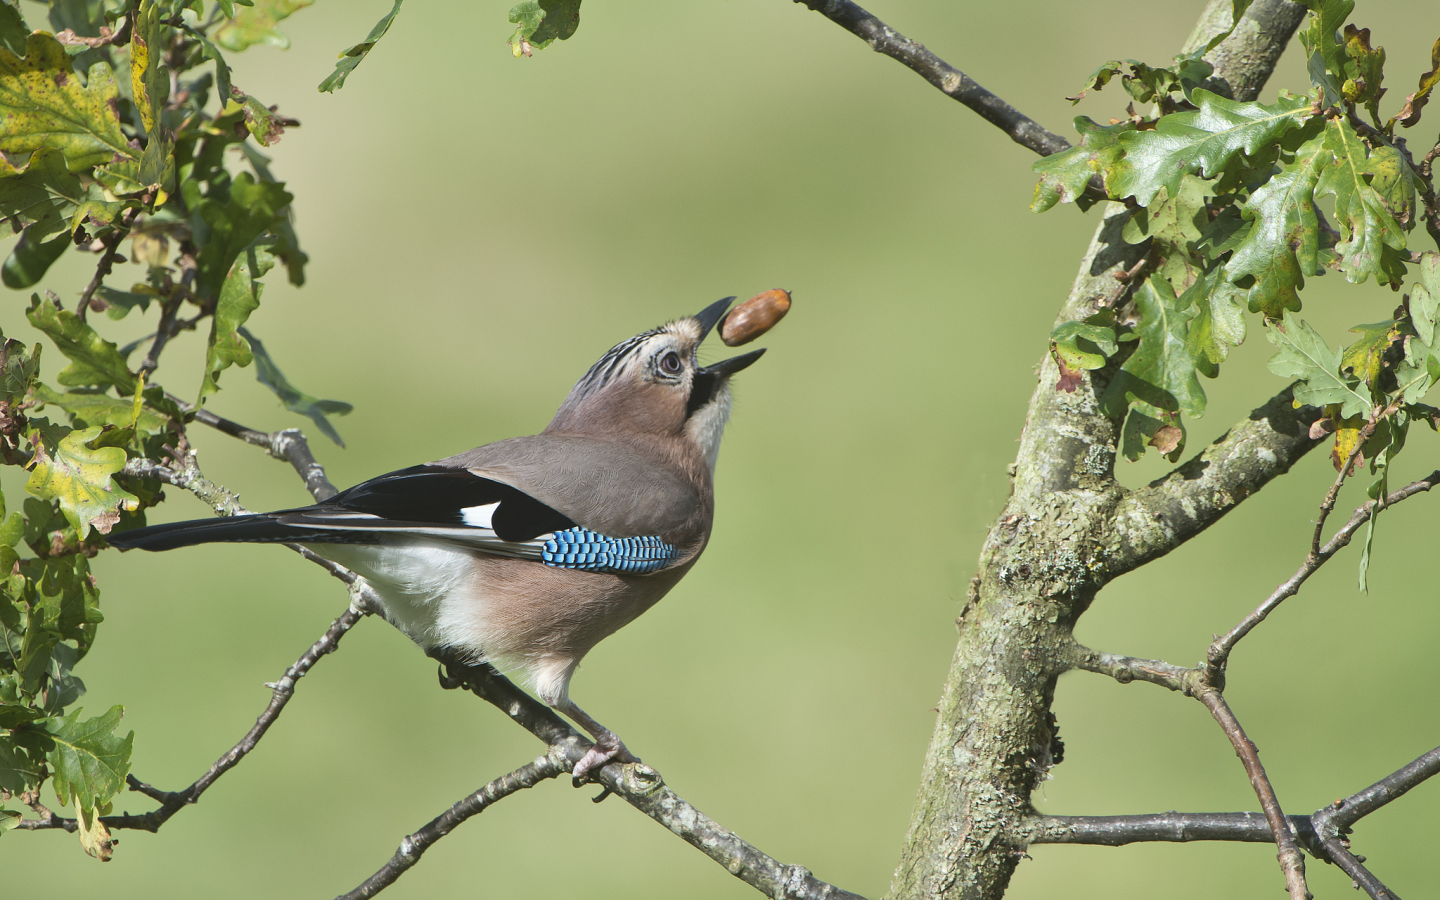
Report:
431,653,867,900
1309,403,1395,560
1069,647,1198,694
168,393,339,500
1206,469,1440,684
76,208,141,324
1196,689,1310,900
1307,744,1440,900
790,0,1070,157
17,599,369,834
337,753,567,899
1024,812,1320,852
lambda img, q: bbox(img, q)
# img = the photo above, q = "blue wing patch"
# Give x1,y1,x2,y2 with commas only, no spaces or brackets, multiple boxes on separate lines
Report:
541,527,678,575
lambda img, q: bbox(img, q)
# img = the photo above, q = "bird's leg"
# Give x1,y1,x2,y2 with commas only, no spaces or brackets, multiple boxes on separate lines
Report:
556,699,638,785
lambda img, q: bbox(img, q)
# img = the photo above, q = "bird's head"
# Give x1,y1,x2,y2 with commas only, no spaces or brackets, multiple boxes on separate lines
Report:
545,297,765,469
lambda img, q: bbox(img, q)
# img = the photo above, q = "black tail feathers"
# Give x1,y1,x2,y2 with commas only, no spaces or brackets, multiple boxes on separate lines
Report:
107,515,361,552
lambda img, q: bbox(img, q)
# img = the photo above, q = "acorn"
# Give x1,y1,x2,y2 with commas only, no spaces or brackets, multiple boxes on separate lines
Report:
719,289,791,346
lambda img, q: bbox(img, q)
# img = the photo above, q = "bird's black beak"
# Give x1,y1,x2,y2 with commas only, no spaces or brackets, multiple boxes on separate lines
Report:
692,296,736,343
698,347,765,378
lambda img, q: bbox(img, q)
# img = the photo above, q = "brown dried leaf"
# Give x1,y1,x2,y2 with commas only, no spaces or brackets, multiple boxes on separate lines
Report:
1148,424,1183,454
1394,36,1440,128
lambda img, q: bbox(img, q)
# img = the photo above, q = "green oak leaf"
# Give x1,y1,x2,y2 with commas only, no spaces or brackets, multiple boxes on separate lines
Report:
0,330,41,407
238,144,307,285
0,3,26,57
1340,25,1384,123
508,0,581,56
40,705,132,811
22,554,102,649
319,0,403,93
96,286,157,321
1031,118,1131,212
1392,36,1440,128
1104,277,1206,418
1298,0,1353,90
1224,130,1328,317
32,383,171,435
25,426,138,537
214,0,315,52
240,328,352,446
1109,89,1312,207
199,245,273,402
1266,311,1371,417
1183,268,1247,376
45,0,108,37
1069,56,1212,105
1315,117,1406,286
1121,174,1208,248
2,229,70,290
1365,145,1418,230
1408,252,1440,345
192,173,291,301
0,147,125,244
130,0,169,135
0,32,134,170
0,735,45,794
25,294,137,394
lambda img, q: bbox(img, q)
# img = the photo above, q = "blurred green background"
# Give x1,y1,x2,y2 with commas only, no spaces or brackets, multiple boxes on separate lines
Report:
5,1,1440,897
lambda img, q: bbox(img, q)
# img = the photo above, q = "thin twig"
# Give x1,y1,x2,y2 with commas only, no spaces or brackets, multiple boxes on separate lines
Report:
1207,469,1440,684
1196,689,1310,900
1309,403,1394,559
1307,745,1440,900
337,753,567,899
167,393,339,500
76,208,141,324
431,653,867,900
17,599,369,834
790,0,1070,157
1025,812,1320,852
1068,646,1200,695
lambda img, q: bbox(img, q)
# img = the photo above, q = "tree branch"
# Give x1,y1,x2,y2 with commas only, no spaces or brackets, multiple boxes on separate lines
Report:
1196,689,1310,899
1024,811,1320,852
1206,469,1440,684
1307,744,1440,900
429,652,868,900
337,752,568,900
1109,385,1323,577
17,597,369,834
168,393,339,500
789,0,1070,156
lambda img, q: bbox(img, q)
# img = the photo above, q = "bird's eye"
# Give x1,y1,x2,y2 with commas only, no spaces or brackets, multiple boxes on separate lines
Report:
659,351,683,375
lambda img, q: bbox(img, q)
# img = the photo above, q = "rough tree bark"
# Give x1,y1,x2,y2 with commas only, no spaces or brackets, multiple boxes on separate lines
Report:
888,2,1313,898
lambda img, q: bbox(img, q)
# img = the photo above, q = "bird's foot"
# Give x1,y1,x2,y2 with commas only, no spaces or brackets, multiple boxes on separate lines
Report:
571,730,637,786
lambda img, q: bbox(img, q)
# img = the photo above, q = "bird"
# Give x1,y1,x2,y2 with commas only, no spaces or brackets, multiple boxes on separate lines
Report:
108,297,765,782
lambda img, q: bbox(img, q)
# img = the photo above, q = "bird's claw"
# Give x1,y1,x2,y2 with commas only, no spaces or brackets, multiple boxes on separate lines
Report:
571,731,637,787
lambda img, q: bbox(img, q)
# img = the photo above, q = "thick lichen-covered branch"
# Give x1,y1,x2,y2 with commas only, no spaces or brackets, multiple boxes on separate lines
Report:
888,4,1310,898
1109,386,1322,577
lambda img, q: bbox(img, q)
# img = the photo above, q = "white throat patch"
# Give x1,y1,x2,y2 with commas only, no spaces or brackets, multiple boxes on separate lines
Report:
684,381,733,474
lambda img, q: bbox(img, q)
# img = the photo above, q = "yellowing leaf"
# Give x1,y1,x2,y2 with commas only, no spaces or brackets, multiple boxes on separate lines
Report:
25,426,138,537
0,32,134,170
130,0,169,135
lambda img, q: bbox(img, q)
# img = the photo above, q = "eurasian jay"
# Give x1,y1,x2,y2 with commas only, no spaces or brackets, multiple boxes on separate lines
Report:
108,297,765,781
